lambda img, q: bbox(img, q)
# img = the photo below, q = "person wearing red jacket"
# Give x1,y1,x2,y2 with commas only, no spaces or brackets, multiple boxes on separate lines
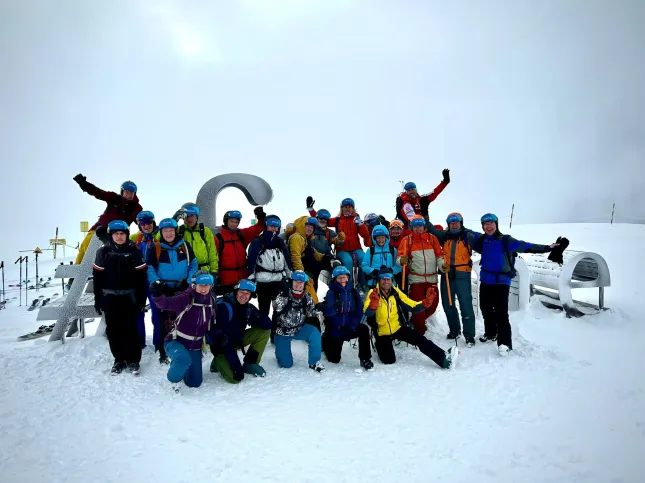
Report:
214,207,266,295
388,220,411,288
307,197,370,286
396,169,450,226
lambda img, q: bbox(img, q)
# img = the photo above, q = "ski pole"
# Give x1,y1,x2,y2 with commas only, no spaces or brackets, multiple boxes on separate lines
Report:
24,256,28,307
15,256,23,306
445,273,453,306
1,261,4,302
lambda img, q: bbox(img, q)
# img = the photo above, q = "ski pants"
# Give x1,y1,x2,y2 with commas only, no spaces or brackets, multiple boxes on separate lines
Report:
408,282,439,335
135,286,161,349
74,231,96,265
374,326,446,368
212,327,270,384
441,274,476,339
336,250,365,286
274,324,322,368
322,324,372,363
104,294,141,364
256,281,284,316
164,340,203,388
480,283,511,349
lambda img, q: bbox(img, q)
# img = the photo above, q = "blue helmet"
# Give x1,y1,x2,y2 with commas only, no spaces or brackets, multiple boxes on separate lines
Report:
266,216,281,228
136,210,155,225
193,271,214,286
291,270,309,283
316,209,331,220
340,198,355,208
481,213,498,224
409,216,425,228
107,220,129,237
364,213,379,227
184,205,200,217
235,279,257,295
332,265,350,279
224,210,242,224
305,217,318,227
446,212,463,224
372,225,389,239
159,218,178,230
120,180,137,193
404,182,416,191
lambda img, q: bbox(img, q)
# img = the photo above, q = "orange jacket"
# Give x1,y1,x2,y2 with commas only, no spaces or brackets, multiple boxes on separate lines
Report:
396,232,444,284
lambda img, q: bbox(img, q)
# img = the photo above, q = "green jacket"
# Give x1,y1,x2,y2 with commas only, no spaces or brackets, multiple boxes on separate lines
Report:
179,223,219,273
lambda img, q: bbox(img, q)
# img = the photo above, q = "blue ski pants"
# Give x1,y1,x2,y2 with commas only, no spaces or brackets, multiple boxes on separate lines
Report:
336,250,365,285
164,340,204,388
274,324,322,368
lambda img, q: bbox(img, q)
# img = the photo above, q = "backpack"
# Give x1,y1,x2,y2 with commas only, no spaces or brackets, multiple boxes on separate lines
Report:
369,245,396,266
473,234,517,279
179,223,207,245
153,241,190,268
444,231,473,271
395,195,430,225
215,230,245,259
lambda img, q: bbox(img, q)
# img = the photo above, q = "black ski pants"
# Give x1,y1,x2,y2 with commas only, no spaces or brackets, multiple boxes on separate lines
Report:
374,326,446,368
256,281,283,315
479,283,511,349
322,324,372,362
104,294,141,364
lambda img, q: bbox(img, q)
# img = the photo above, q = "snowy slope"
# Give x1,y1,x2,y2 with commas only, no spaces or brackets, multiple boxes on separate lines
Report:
0,224,643,483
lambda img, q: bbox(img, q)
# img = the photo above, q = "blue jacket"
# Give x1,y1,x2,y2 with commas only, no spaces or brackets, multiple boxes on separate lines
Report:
208,294,272,373
361,229,401,288
322,281,364,340
247,231,292,283
468,229,551,286
131,229,159,261
146,237,198,289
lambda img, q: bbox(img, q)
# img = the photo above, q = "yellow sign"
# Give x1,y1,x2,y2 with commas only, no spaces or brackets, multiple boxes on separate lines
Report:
80,221,89,233
50,238,66,245
34,247,43,254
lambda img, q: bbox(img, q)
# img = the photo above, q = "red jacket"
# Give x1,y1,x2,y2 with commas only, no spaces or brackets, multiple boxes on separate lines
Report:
389,228,412,249
398,180,448,224
214,222,264,286
80,181,143,231
309,209,370,252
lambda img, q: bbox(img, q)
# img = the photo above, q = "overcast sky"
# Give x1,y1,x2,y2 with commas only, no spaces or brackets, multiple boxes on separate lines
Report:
1,0,643,263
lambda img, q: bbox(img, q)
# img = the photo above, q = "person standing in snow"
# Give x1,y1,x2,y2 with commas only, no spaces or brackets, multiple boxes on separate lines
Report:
247,215,293,315
396,215,443,334
427,213,478,346
151,271,216,389
272,271,325,372
208,279,272,382
93,220,148,375
395,170,450,227
363,267,458,369
287,217,328,302
361,224,402,290
146,218,198,363
214,208,266,295
68,174,142,289
320,266,374,370
174,203,219,284
467,213,569,355
129,210,160,349
306,197,371,286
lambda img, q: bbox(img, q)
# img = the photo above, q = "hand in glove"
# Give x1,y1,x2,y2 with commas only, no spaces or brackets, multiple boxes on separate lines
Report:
94,225,109,243
233,368,245,382
173,208,186,221
354,216,363,227
422,286,437,308
306,196,315,210
247,273,255,282
368,289,380,310
94,303,102,316
213,333,229,351
442,168,450,184
73,173,87,185
399,255,409,266
150,280,165,298
254,206,266,221
336,232,346,245
547,237,570,265
314,302,327,312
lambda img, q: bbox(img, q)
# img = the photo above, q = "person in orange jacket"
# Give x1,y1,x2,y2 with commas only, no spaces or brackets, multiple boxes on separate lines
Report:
306,197,370,286
214,208,266,295
396,215,444,335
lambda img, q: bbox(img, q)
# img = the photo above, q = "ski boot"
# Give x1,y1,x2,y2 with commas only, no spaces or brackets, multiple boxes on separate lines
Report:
498,344,510,357
479,334,497,343
360,359,374,371
465,336,476,348
127,363,141,375
443,345,459,369
446,331,461,340
111,361,126,375
309,361,325,373
243,363,266,377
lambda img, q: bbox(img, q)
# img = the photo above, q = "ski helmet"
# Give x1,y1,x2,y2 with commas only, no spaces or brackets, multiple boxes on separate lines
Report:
192,270,214,286
404,182,416,191
184,205,200,217
266,215,281,229
332,265,350,279
305,217,318,227
235,279,257,298
481,213,498,224
159,218,178,230
316,209,331,221
372,225,389,239
340,198,355,208
291,270,309,283
409,216,425,228
136,210,155,225
120,180,137,194
446,212,464,225
107,220,130,238
223,210,242,224
364,213,379,227
389,220,404,230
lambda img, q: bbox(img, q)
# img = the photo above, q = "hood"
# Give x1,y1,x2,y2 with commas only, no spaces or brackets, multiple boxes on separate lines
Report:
371,225,391,250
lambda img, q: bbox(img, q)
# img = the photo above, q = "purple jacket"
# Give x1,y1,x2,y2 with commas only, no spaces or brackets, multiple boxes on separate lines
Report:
153,287,214,351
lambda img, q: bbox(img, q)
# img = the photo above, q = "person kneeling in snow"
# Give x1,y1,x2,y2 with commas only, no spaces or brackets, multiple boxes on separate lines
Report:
363,267,458,369
208,279,272,383
151,271,216,389
272,271,325,372
321,266,374,370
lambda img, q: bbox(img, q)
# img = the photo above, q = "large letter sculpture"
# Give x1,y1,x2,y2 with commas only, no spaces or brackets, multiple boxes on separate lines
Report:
44,173,273,343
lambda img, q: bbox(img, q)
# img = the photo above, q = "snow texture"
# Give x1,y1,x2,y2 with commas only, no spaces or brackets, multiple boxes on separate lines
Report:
0,224,643,483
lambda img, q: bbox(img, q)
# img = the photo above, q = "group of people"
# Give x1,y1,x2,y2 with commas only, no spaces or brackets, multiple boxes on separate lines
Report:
75,170,570,389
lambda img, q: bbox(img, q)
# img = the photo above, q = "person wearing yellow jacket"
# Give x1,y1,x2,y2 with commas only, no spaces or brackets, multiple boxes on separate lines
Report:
363,267,458,369
175,204,219,285
287,217,327,304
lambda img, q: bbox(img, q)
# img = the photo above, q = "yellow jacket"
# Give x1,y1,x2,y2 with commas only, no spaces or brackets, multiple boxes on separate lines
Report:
288,231,322,304
363,286,423,336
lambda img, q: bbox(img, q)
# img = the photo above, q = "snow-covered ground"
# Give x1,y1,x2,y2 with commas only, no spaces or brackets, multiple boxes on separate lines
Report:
0,224,643,483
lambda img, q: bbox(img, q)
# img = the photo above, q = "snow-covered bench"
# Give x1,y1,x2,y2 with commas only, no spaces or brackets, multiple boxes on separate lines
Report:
523,251,610,317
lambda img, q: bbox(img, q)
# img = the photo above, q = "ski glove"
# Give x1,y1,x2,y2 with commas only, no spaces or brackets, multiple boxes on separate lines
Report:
173,208,186,221
306,196,315,210
73,173,87,186
422,287,437,308
399,255,409,266
354,217,363,227
314,302,327,312
254,206,266,221
547,237,570,265
212,333,229,351
150,280,165,298
368,290,380,310
442,168,450,184
233,368,245,382
95,225,109,243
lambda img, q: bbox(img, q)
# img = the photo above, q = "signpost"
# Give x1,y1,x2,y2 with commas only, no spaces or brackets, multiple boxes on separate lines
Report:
80,221,89,234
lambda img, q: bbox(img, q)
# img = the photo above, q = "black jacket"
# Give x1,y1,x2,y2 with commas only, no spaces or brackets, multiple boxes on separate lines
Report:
93,241,148,310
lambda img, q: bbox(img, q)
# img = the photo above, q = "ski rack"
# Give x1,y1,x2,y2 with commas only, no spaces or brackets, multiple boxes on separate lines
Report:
37,235,104,342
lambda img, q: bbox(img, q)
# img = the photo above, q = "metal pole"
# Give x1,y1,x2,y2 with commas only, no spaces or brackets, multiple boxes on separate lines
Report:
25,256,29,306
54,227,58,259
15,257,22,306
60,262,65,295
1,261,4,302
611,203,615,225
509,203,515,229
35,253,39,292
